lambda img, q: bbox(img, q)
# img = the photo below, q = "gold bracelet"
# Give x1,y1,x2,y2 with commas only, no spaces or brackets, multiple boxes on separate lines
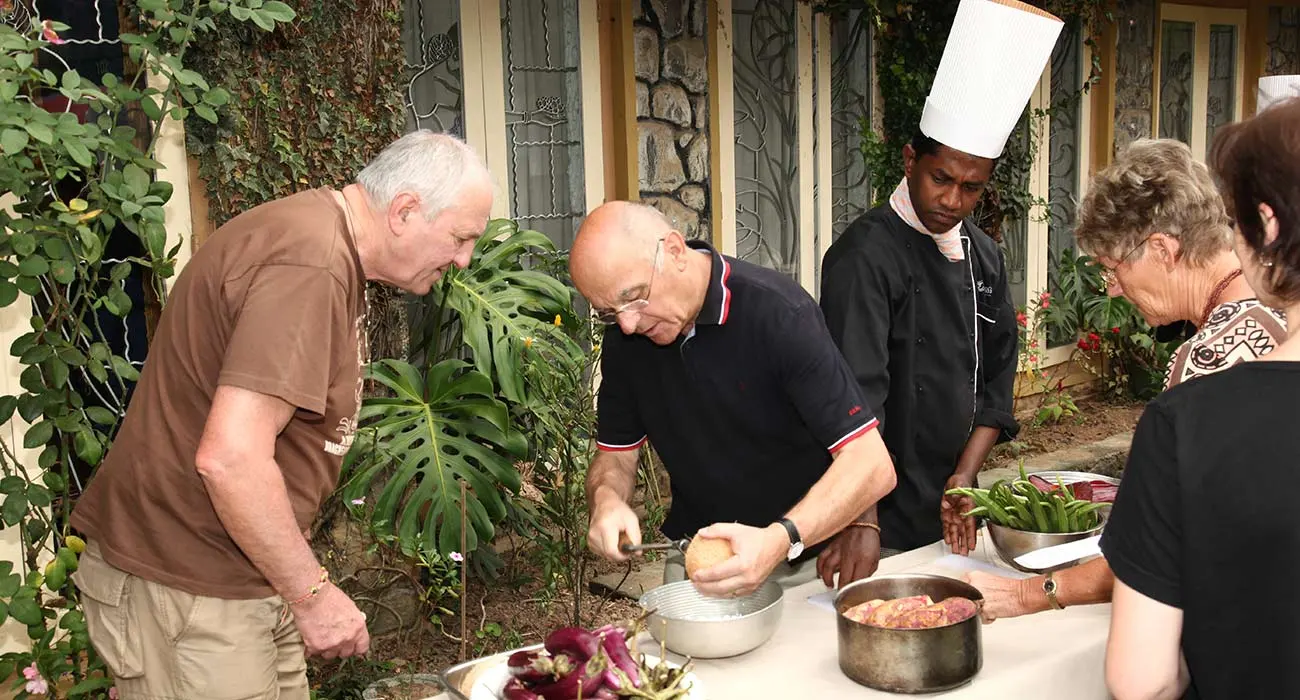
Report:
849,521,881,534
287,567,330,606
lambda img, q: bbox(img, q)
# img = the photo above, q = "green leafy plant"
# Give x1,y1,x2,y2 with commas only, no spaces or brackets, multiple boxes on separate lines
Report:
414,221,582,404
340,359,526,557
0,3,295,697
1015,291,1080,425
343,222,581,561
1040,248,1183,400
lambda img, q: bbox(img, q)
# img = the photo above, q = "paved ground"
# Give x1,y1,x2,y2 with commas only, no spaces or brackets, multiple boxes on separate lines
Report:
589,430,1134,601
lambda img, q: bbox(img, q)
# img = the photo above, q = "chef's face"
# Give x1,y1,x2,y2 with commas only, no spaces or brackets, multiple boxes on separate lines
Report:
903,143,994,234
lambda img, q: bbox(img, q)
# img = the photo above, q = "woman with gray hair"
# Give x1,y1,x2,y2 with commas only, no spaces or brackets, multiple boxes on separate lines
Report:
1102,97,1300,699
1074,137,1284,387
963,138,1285,623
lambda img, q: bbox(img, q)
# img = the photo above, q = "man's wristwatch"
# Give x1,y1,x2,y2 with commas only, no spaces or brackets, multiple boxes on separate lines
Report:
778,517,804,560
1043,572,1064,610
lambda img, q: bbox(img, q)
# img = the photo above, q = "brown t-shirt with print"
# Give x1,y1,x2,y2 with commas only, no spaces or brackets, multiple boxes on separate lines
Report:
70,188,366,599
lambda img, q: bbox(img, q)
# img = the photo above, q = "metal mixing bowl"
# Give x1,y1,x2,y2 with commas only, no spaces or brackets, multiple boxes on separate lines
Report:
836,573,984,694
986,514,1107,574
637,580,783,659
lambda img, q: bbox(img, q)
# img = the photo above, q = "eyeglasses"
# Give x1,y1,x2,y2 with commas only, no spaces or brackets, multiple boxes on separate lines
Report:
1097,235,1154,291
595,239,663,324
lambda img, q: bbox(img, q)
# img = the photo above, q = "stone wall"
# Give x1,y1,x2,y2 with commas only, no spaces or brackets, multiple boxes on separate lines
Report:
1113,0,1155,158
635,0,711,241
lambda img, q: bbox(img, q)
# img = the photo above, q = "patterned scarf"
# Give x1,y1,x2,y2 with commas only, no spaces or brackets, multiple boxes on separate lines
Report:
889,177,964,262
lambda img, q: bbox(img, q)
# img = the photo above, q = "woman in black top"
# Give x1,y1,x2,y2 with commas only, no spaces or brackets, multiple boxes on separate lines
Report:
1101,96,1300,700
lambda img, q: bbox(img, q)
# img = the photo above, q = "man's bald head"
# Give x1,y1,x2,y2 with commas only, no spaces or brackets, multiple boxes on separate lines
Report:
570,201,710,345
571,201,674,303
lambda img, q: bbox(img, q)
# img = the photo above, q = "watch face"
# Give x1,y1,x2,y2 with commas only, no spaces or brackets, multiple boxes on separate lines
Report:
788,542,804,560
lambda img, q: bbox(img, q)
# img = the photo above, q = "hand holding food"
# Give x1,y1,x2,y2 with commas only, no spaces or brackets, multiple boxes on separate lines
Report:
941,473,978,555
686,523,786,598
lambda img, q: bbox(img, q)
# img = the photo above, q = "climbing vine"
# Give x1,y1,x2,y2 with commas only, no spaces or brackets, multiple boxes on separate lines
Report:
183,0,406,228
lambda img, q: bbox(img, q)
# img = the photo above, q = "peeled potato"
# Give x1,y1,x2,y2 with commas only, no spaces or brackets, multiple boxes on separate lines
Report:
684,536,734,578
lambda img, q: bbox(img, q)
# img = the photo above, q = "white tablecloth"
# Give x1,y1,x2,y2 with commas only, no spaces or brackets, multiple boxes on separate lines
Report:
434,532,1112,699
649,534,1111,699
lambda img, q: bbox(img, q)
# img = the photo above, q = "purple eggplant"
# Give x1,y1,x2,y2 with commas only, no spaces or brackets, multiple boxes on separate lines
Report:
544,626,601,662
528,655,611,700
598,627,641,688
508,649,569,685
502,677,543,700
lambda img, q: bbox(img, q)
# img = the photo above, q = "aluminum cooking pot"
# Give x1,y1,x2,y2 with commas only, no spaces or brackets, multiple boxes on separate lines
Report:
834,573,984,694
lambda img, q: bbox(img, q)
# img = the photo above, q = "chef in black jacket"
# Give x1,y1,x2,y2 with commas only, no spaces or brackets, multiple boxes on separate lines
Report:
820,0,1063,564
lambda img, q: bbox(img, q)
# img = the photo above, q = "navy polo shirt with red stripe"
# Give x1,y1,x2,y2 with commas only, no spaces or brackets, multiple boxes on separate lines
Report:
596,240,879,547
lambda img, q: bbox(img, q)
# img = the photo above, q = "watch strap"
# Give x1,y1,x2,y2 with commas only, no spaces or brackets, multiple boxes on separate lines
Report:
778,517,801,546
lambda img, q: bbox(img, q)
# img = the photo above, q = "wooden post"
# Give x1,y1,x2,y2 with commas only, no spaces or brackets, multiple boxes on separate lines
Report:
597,0,639,202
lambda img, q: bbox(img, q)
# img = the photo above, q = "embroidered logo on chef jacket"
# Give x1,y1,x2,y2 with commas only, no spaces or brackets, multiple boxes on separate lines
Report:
976,279,994,298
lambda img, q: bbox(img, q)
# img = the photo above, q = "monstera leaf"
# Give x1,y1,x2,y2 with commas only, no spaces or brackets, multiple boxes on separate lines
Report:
434,219,582,404
341,358,527,556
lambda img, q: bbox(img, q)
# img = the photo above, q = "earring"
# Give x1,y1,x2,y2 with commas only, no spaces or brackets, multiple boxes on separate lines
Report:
1264,261,1275,268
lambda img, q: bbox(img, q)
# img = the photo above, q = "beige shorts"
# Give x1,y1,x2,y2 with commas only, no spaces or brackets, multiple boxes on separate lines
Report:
73,540,308,700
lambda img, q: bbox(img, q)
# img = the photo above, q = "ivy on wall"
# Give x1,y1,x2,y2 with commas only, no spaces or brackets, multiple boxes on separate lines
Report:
183,0,406,227
182,0,409,359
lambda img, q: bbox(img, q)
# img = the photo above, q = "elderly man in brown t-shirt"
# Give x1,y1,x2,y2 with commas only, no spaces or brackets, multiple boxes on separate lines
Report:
68,130,494,700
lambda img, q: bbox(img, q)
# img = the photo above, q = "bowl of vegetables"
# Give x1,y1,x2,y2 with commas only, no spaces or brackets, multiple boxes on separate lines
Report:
946,467,1115,574
440,621,703,699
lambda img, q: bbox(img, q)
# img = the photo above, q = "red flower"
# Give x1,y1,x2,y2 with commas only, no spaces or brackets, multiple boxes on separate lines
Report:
1077,338,1090,350
1041,299,1050,309
1088,332,1100,342
1111,326,1120,334
1016,311,1028,327
41,20,65,45
1039,291,1051,302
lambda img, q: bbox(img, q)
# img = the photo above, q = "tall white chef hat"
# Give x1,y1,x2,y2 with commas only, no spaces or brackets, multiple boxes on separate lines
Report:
920,0,1065,159
1257,75,1300,114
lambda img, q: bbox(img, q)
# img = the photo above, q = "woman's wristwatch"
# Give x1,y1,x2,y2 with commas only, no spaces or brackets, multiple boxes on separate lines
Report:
1043,571,1064,610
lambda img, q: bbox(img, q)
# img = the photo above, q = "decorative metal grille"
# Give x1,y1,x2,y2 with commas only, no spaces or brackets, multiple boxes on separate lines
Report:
500,0,587,250
732,0,800,278
1158,20,1195,146
1266,6,1299,76
1205,24,1237,151
827,8,871,239
404,0,465,136
1047,23,1083,347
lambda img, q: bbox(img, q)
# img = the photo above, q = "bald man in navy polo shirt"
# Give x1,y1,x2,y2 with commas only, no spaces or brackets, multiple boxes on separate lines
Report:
571,202,897,597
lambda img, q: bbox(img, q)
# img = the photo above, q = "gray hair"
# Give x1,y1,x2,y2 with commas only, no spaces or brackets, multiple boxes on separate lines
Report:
1075,138,1232,266
356,130,491,220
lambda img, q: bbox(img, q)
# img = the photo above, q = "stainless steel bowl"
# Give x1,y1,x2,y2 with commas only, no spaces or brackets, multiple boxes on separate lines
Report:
835,574,984,694
637,580,783,659
986,514,1107,574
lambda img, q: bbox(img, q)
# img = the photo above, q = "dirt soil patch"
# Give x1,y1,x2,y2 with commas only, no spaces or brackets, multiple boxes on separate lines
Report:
987,395,1145,470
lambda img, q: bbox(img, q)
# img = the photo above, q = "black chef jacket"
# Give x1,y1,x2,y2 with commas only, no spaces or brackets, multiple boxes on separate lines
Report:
820,206,1020,551
596,241,880,557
